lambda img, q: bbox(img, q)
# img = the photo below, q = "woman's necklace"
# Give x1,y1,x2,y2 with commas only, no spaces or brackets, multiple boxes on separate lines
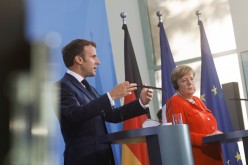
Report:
177,92,196,104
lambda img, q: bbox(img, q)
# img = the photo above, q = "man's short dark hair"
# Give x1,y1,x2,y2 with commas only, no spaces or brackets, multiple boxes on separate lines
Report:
62,39,96,68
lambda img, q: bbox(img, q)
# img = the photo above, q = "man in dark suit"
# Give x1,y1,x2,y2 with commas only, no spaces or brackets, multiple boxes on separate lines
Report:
57,39,153,165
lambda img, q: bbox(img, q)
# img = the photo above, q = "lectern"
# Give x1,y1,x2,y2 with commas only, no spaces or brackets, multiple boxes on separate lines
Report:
203,129,248,163
99,124,194,165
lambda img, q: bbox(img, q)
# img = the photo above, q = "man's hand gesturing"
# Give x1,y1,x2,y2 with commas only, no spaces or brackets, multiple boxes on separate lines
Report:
109,81,137,100
139,85,154,105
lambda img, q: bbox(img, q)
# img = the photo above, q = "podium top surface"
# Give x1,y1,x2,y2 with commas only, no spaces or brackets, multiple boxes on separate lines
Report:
203,129,248,144
99,124,189,144
99,126,158,144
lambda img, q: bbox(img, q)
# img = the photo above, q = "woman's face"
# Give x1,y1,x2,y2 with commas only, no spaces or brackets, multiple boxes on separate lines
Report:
177,72,195,98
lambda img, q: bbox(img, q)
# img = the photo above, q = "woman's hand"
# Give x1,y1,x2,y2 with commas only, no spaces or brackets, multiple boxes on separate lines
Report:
206,130,223,136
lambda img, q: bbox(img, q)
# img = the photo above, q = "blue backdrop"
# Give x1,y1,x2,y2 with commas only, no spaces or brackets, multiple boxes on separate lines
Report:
25,0,122,164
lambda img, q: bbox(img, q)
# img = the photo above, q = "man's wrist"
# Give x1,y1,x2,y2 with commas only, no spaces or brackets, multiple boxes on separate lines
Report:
107,92,115,106
139,99,149,109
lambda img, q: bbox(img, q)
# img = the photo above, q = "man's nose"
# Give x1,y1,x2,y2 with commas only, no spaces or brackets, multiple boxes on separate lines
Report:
96,57,100,65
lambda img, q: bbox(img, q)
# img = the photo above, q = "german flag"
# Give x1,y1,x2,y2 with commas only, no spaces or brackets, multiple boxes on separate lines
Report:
121,23,150,165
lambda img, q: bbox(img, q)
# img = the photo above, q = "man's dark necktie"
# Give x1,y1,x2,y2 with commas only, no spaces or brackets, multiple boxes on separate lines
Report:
81,79,96,98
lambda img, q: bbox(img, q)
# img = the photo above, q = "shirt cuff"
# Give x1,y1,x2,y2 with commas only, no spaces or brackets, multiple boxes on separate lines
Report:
139,99,149,109
107,92,115,106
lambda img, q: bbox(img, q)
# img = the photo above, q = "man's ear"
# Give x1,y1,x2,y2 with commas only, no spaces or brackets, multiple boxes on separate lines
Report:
74,55,83,64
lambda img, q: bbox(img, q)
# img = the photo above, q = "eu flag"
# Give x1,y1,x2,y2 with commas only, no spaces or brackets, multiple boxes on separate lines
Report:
158,21,176,105
199,20,243,165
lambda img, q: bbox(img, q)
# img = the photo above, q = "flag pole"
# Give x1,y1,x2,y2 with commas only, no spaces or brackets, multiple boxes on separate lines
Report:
120,11,150,165
156,11,163,23
198,12,243,164
196,10,201,21
156,11,177,124
156,10,169,124
120,12,127,25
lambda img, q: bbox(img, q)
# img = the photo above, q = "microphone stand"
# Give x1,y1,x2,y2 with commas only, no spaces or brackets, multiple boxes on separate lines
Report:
136,85,176,124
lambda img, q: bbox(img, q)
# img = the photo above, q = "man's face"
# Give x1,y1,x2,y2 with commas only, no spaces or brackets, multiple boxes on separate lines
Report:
80,45,100,77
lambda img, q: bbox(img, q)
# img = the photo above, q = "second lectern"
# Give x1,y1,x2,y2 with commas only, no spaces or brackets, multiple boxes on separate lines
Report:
99,124,194,165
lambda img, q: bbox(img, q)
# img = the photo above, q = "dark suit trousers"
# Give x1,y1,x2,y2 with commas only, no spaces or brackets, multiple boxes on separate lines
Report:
64,146,115,165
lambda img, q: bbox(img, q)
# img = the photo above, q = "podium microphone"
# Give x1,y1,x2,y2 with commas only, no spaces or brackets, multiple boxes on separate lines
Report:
136,85,163,91
229,98,248,101
136,85,176,124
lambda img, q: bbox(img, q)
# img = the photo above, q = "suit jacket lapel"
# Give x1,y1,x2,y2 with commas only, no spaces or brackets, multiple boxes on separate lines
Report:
64,73,95,100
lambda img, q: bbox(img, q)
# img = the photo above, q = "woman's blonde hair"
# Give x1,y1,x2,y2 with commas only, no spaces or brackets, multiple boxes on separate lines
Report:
171,65,195,90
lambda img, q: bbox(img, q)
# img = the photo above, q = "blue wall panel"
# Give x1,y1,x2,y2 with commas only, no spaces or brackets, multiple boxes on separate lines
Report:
25,0,122,164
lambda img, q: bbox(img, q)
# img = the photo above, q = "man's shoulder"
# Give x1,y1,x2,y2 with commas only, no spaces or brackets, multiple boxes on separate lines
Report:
58,73,73,84
53,73,71,88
